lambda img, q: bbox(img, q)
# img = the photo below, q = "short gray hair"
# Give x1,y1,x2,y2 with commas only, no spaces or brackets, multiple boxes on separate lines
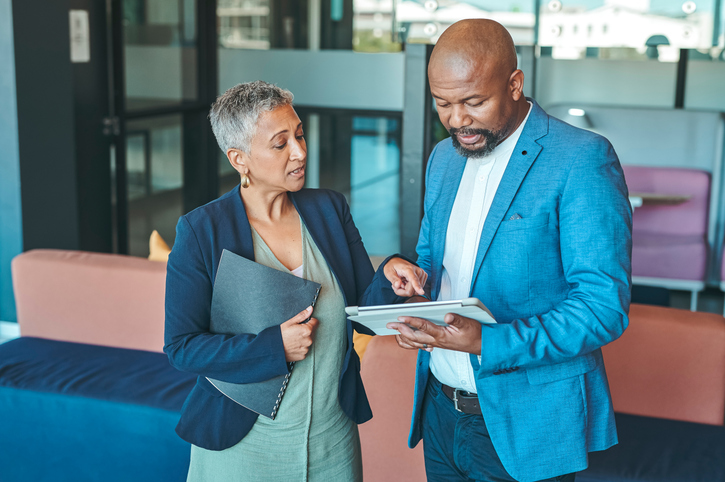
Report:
209,81,294,153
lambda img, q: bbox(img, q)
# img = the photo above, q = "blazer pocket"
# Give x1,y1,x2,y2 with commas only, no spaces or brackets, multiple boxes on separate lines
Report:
526,352,599,385
497,213,549,233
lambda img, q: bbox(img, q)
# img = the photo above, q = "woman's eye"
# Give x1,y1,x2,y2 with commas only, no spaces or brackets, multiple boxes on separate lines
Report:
274,143,286,150
296,134,305,140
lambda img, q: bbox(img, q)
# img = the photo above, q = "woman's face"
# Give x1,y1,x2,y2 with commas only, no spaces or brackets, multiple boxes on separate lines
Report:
232,104,306,193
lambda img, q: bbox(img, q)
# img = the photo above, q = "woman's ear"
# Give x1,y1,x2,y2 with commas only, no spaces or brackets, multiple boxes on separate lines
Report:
227,148,249,176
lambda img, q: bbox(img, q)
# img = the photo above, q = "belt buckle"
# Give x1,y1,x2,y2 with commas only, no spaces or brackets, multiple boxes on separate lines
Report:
452,388,462,412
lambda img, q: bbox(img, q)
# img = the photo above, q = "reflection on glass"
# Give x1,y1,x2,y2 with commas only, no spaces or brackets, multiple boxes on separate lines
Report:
124,0,198,110
349,117,400,256
125,115,184,256
392,1,535,45
353,0,402,52
539,0,719,59
218,0,271,49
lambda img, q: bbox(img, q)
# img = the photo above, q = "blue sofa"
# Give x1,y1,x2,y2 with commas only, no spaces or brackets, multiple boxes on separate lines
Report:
0,337,196,482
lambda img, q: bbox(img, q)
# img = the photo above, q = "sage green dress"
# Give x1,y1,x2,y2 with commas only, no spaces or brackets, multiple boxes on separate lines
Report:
186,220,362,482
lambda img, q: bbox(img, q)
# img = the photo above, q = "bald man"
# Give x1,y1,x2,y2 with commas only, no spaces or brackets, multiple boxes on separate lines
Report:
386,20,632,482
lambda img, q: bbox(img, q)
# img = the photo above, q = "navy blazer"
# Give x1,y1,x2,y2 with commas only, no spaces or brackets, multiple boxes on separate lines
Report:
164,186,400,450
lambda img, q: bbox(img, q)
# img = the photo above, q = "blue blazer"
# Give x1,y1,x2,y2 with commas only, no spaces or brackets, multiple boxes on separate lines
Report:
164,187,399,451
411,100,632,482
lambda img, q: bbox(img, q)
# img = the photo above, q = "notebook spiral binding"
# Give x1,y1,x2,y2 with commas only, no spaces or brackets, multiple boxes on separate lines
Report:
269,286,322,420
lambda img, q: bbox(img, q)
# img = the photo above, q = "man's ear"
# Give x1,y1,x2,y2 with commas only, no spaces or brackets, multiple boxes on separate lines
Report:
227,148,249,176
509,69,525,101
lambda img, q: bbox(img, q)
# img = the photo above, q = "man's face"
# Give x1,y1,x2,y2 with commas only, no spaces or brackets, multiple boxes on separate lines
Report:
429,59,517,158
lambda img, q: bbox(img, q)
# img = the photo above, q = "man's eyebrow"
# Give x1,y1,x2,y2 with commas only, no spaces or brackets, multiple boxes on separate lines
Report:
431,94,485,102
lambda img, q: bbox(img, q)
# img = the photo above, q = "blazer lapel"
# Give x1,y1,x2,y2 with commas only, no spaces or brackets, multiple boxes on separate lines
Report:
290,192,355,304
469,101,549,287
430,150,467,298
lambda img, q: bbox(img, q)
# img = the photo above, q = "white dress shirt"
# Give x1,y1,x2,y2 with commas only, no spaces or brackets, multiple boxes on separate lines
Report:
430,103,532,393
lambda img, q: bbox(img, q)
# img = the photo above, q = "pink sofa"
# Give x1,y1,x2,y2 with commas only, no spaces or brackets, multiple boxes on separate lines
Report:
1,249,194,482
12,249,167,351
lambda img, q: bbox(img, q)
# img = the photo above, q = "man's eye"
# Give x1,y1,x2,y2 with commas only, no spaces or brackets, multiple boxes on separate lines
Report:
437,103,450,109
467,101,483,107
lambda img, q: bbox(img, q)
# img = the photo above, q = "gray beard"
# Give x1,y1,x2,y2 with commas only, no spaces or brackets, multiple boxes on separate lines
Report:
449,128,505,159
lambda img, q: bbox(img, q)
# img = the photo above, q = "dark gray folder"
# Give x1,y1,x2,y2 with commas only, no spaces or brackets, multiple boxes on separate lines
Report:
206,249,321,419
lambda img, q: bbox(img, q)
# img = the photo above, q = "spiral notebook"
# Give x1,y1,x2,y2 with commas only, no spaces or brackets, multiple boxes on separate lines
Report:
206,249,321,419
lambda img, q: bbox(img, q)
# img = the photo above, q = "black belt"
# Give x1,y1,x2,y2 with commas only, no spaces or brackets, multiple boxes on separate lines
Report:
440,382,482,415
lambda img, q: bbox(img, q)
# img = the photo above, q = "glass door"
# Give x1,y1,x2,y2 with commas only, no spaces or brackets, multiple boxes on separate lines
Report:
109,0,218,256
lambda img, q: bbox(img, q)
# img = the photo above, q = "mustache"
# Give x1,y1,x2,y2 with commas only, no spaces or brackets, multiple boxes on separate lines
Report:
448,127,492,137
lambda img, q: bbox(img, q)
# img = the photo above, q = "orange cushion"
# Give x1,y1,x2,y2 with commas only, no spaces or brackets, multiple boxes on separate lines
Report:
603,303,725,425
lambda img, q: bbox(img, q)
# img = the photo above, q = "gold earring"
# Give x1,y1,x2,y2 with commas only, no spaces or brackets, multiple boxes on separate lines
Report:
241,173,250,188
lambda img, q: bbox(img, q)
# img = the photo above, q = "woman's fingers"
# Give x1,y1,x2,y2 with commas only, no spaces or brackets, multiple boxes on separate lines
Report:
280,308,318,362
281,306,313,326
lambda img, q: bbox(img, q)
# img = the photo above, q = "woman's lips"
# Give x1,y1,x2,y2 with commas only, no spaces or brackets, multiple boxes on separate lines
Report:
289,167,305,178
457,133,482,145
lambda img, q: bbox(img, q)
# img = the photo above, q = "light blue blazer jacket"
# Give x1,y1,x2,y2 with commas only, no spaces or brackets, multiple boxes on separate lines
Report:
410,100,632,482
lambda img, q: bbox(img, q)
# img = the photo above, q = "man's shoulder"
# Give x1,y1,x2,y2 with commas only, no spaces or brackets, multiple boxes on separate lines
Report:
544,111,613,152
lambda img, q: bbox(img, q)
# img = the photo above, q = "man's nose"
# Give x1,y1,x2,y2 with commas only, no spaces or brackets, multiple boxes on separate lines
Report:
449,104,472,129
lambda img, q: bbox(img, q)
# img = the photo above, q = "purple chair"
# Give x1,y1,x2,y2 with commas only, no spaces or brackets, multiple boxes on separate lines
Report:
623,165,710,311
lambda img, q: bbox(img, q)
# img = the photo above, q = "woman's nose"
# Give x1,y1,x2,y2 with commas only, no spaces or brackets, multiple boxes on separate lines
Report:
289,138,306,160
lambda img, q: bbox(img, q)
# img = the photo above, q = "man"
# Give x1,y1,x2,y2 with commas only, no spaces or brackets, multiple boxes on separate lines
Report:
386,19,632,482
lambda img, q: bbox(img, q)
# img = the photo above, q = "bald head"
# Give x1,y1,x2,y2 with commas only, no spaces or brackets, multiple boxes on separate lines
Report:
429,19,518,81
427,20,529,159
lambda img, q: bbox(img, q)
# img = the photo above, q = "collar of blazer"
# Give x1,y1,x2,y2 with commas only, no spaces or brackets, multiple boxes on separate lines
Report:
430,98,550,296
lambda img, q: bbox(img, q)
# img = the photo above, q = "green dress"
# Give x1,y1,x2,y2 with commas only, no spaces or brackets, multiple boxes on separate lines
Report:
187,219,362,482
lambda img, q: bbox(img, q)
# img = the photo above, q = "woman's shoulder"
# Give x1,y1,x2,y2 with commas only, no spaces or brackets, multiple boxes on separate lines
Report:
182,186,241,228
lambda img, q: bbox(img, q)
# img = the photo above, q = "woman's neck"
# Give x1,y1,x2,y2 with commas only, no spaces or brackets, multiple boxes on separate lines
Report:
240,187,295,224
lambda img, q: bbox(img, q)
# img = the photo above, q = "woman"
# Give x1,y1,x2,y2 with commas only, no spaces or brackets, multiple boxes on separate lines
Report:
164,81,426,481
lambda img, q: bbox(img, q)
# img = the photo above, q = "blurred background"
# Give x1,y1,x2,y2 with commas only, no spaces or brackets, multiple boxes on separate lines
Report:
1,0,725,326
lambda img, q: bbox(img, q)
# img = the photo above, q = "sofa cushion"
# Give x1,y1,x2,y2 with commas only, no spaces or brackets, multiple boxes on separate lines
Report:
12,249,167,352
0,337,195,410
579,413,725,481
602,304,725,425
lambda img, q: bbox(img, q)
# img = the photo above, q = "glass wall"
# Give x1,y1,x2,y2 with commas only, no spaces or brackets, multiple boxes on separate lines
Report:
125,115,184,256
124,0,198,110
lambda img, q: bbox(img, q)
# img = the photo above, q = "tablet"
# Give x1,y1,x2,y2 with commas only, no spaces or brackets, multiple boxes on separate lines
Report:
346,297,496,336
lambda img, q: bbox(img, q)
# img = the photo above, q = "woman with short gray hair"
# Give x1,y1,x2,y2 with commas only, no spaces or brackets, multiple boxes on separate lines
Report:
164,81,427,481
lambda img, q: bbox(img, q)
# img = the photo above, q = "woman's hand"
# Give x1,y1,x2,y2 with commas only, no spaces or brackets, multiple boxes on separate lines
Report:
383,257,428,297
280,307,319,362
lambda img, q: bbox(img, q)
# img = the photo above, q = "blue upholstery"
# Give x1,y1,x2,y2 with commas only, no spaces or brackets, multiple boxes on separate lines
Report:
0,337,196,482
579,413,725,482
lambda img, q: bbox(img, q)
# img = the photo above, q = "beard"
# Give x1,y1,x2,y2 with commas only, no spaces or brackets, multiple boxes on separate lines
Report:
449,126,507,159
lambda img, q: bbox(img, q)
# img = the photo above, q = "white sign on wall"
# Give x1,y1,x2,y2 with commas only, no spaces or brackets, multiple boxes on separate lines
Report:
69,10,90,63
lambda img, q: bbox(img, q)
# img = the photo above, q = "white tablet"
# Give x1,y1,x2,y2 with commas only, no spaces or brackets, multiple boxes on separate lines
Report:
346,297,496,336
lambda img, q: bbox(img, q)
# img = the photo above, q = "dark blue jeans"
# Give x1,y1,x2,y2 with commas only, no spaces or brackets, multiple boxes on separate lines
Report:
422,375,576,482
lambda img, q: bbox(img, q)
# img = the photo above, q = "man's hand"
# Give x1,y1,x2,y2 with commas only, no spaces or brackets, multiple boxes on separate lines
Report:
386,313,482,354
383,257,428,297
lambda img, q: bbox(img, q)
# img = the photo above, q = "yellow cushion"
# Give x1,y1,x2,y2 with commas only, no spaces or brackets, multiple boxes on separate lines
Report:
353,331,373,360
148,230,172,262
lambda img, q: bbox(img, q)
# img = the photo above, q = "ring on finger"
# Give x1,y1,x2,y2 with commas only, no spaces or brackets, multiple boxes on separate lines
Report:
423,344,428,349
